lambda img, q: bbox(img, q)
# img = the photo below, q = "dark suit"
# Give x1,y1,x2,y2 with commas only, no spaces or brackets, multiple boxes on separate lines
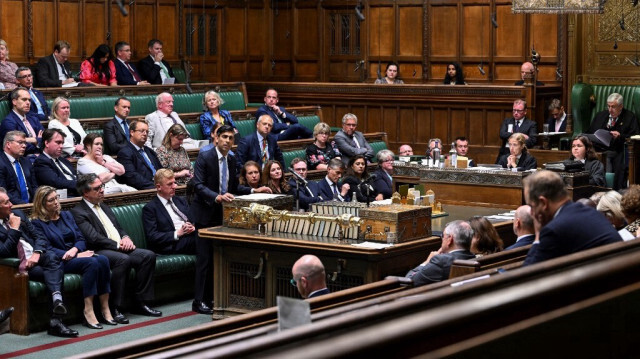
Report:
307,288,330,298
546,116,567,133
287,178,323,211
0,152,38,204
33,154,78,196
143,196,211,303
71,201,156,307
27,87,50,121
587,108,640,190
0,111,45,155
343,175,377,203
315,177,351,202
584,159,606,187
334,130,374,165
372,168,393,200
497,151,537,171
137,56,175,85
405,249,476,286
117,142,163,190
255,105,312,140
236,132,284,170
523,201,622,266
103,117,129,155
505,234,535,250
36,54,72,87
114,59,143,86
515,80,545,86
498,117,538,157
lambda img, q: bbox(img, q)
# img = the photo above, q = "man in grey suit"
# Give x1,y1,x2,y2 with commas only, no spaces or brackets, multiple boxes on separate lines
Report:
333,113,374,165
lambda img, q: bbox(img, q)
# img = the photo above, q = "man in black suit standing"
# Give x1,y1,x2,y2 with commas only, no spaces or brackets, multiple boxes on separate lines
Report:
137,39,175,85
142,169,213,315
71,174,161,322
405,220,476,286
236,115,284,169
114,41,150,86
505,205,536,250
586,93,640,190
0,187,77,337
103,97,132,155
15,67,50,121
0,131,38,204
33,129,78,197
117,118,162,190
35,40,77,87
497,99,538,159
291,255,329,299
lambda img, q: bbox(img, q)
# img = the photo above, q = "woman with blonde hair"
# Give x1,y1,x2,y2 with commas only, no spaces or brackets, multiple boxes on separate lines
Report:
47,97,87,157
155,124,194,185
597,190,627,231
305,122,341,170
199,90,238,140
497,133,537,170
0,39,18,89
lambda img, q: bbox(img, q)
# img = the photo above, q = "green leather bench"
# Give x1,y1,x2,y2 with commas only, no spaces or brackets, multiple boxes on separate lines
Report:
369,141,388,163
571,83,640,135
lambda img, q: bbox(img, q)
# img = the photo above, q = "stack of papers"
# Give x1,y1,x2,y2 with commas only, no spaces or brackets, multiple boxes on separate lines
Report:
351,241,394,249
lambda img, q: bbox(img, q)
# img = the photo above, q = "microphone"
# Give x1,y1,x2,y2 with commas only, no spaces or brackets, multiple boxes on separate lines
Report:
491,13,498,28
115,0,128,16
288,167,308,185
363,173,377,183
477,64,486,75
355,5,365,21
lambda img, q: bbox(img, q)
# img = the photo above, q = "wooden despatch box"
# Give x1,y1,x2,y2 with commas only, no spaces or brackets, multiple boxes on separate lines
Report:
222,194,294,229
358,204,432,243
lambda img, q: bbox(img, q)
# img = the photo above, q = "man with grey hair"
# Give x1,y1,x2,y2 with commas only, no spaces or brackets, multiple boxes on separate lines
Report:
405,220,475,286
586,92,640,190
291,254,329,299
0,131,38,204
316,158,351,202
144,92,201,150
373,149,395,200
15,67,50,121
505,205,535,250
334,113,373,165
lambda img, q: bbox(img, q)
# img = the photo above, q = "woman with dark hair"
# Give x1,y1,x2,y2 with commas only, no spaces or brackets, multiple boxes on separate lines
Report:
374,62,404,84
238,160,272,194
497,133,537,170
469,216,503,256
155,124,194,185
569,134,606,187
443,62,466,85
77,133,136,193
79,44,117,86
621,185,640,239
342,154,378,202
262,160,290,194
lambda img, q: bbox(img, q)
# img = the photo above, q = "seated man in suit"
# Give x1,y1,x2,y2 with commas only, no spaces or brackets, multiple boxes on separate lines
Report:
586,93,640,190
236,115,284,170
288,157,323,211
454,136,476,167
514,62,544,86
15,67,50,121
315,158,351,202
103,97,131,155
497,99,538,160
33,129,78,197
372,150,394,200
137,39,175,85
398,144,413,156
117,118,163,190
505,205,535,250
291,255,329,299
405,220,476,286
0,187,77,337
142,169,213,314
35,40,77,87
546,99,567,133
333,113,374,166
114,41,150,86
255,89,312,141
0,131,38,203
145,92,200,150
0,88,44,156
71,174,161,322
523,170,622,266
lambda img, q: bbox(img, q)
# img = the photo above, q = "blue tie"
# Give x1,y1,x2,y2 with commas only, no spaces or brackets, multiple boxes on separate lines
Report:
14,160,29,202
29,90,44,116
138,148,156,175
122,120,130,141
221,156,228,194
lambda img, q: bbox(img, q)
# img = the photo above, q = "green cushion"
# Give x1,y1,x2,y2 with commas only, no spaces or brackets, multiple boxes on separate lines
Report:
173,93,204,113
283,149,306,168
235,119,256,138
85,128,103,137
127,95,157,117
173,68,186,84
112,203,147,248
297,115,320,132
155,254,196,275
369,141,388,163
0,100,11,122
220,91,246,111
185,123,203,140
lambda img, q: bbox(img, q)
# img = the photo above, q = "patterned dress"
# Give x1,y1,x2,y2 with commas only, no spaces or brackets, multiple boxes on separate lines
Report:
0,61,18,90
305,141,341,170
155,145,194,185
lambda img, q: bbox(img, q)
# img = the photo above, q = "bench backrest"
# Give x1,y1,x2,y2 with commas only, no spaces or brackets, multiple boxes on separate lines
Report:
111,203,147,249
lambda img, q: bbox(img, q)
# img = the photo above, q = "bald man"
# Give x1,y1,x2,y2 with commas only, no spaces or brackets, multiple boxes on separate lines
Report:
398,144,413,156
291,255,329,299
515,62,544,86
505,205,535,250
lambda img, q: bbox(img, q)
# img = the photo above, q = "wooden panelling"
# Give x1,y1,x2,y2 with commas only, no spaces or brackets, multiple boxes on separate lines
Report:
369,6,395,57
461,5,489,59
33,2,57,58
247,8,265,57
111,3,131,45
84,3,108,57
495,5,524,59
134,5,155,55
272,8,293,58
158,5,178,58
430,5,458,58
296,9,320,57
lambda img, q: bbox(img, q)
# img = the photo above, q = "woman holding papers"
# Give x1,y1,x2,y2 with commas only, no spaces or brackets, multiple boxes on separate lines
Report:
569,135,606,187
497,133,537,171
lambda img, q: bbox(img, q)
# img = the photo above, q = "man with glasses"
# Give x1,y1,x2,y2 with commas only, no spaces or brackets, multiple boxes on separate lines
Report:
0,131,38,203
291,254,329,299
117,118,163,190
288,157,322,211
334,113,374,165
33,129,78,197
36,40,77,87
71,174,160,322
14,67,50,121
497,99,537,160
0,87,45,156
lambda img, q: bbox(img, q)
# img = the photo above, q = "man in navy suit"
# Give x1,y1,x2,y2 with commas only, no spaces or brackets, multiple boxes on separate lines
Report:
405,220,476,286
291,255,330,299
497,99,538,159
523,171,622,266
117,118,162,190
0,88,44,156
372,149,394,200
0,131,38,204
255,89,312,141
236,115,284,169
288,158,323,211
142,169,213,315
35,40,77,87
103,97,131,155
114,41,150,86
15,67,50,121
0,187,77,337
33,129,78,197
454,137,476,167
315,158,351,202
505,205,536,250
137,39,175,85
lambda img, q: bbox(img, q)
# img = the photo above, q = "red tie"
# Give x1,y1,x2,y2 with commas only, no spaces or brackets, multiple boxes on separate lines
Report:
126,62,141,82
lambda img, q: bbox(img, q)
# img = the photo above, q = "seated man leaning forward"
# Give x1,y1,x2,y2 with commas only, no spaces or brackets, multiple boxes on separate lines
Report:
291,254,330,299
405,220,476,286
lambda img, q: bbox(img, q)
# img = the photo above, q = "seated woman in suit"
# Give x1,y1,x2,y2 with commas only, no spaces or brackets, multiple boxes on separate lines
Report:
262,160,290,194
77,133,136,194
155,124,194,185
305,122,341,170
342,154,378,203
48,97,87,158
469,216,504,257
79,44,117,86
31,186,115,329
569,135,606,187
238,160,272,194
372,149,395,200
199,90,238,140
497,133,537,170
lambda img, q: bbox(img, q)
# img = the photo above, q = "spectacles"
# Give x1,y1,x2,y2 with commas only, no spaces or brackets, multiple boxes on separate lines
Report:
513,109,526,113
17,74,33,79
91,184,105,192
11,140,26,146
46,194,61,203
134,129,149,134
